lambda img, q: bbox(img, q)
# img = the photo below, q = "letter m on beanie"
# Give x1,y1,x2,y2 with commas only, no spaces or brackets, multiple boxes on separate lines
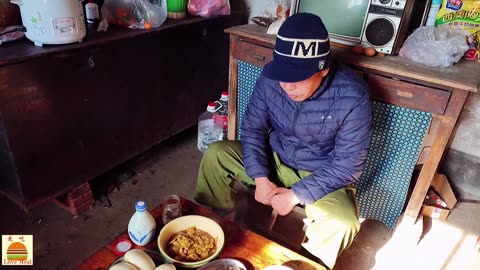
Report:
276,36,330,59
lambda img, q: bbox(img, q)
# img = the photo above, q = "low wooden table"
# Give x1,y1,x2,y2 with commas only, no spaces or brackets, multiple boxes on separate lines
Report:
77,197,325,270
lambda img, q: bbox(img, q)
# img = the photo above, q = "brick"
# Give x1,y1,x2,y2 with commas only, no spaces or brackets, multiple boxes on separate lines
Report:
71,190,94,207
70,183,91,198
55,182,94,216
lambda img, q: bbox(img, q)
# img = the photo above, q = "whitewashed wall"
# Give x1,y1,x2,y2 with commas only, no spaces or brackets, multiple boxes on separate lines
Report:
451,94,480,158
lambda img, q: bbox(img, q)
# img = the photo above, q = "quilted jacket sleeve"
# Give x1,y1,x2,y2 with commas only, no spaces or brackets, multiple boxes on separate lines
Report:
241,77,272,179
291,93,373,205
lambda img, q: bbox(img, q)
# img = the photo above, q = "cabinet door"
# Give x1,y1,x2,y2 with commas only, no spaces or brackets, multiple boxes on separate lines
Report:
0,46,152,207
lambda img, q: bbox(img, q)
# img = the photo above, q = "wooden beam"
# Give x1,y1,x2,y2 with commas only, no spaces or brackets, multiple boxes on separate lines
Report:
404,89,469,220
228,36,239,140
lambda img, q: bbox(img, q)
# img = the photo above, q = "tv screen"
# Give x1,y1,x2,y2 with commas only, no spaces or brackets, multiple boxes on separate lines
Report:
296,0,369,41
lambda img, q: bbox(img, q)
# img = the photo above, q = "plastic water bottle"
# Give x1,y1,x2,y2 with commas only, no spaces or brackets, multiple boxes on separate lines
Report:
426,0,442,26
198,102,223,153
127,200,156,246
214,91,229,140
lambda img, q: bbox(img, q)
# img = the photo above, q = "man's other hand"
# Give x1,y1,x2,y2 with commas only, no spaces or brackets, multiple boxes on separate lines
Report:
269,188,300,216
254,177,277,205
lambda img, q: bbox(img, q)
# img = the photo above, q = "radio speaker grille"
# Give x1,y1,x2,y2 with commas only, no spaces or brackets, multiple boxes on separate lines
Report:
365,18,395,47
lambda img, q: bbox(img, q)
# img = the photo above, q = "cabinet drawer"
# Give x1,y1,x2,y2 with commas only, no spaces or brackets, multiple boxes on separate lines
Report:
233,39,273,68
367,74,451,115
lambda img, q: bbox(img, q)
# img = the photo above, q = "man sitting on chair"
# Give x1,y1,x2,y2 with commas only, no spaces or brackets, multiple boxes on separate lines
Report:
195,13,373,269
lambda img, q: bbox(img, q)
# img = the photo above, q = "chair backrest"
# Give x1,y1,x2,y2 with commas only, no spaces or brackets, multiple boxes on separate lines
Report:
355,102,431,228
236,60,432,229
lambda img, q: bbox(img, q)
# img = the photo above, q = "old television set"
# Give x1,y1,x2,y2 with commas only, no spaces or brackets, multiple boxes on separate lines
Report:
290,0,428,55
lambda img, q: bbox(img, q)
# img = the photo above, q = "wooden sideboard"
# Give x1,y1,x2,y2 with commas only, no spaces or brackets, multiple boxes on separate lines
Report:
225,24,479,222
0,14,246,210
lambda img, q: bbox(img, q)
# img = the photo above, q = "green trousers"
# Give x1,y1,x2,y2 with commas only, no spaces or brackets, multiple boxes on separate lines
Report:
195,141,360,269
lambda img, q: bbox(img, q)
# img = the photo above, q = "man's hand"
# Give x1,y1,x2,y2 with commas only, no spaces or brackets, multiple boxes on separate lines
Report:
268,188,300,216
254,177,277,205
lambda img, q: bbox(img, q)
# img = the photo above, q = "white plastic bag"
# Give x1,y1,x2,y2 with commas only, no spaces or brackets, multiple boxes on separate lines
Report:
187,0,230,17
399,26,469,67
102,0,167,29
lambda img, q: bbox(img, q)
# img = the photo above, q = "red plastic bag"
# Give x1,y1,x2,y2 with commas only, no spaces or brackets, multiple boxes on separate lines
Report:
102,0,167,29
187,0,230,17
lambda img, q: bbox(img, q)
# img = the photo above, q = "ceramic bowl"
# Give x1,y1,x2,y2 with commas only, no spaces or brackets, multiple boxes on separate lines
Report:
157,215,225,268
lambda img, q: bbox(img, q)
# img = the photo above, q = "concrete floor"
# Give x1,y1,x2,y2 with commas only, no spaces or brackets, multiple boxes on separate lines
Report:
0,127,479,270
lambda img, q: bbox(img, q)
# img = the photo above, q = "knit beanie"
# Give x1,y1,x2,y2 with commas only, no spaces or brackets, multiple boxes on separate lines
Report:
263,13,332,83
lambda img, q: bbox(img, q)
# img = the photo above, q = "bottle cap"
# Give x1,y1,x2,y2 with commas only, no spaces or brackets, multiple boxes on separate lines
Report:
432,0,442,4
207,102,216,112
135,200,147,212
113,239,133,256
220,92,228,101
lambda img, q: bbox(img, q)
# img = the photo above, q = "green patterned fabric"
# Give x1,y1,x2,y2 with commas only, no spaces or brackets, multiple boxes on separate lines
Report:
356,102,431,228
236,60,431,229
237,61,262,139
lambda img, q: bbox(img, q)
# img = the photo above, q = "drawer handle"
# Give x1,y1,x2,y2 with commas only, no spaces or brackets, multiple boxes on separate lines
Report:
253,54,266,61
396,90,413,98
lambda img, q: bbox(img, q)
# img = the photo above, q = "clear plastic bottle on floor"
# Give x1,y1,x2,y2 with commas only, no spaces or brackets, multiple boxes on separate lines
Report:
214,91,229,140
198,102,223,153
127,200,156,246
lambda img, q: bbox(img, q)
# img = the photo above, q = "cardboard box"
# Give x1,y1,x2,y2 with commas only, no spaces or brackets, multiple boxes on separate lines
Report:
420,174,457,220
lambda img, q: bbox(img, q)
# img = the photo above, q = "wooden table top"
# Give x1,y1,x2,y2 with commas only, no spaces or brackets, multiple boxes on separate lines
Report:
76,197,325,270
225,24,480,93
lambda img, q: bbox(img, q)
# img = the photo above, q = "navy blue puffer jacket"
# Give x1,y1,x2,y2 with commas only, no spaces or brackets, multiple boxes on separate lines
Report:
241,63,373,205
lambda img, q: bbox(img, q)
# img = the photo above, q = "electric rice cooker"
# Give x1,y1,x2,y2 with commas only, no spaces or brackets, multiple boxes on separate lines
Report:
10,0,86,46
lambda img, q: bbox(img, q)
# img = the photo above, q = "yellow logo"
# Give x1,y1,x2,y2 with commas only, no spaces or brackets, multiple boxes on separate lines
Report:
2,235,33,266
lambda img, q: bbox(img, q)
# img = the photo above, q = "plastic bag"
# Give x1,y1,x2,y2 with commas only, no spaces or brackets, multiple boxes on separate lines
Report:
101,0,167,29
399,26,469,67
187,0,230,17
435,0,480,61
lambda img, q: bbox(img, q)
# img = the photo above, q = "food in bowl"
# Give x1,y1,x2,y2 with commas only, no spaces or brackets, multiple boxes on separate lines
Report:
166,226,216,262
158,215,225,268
